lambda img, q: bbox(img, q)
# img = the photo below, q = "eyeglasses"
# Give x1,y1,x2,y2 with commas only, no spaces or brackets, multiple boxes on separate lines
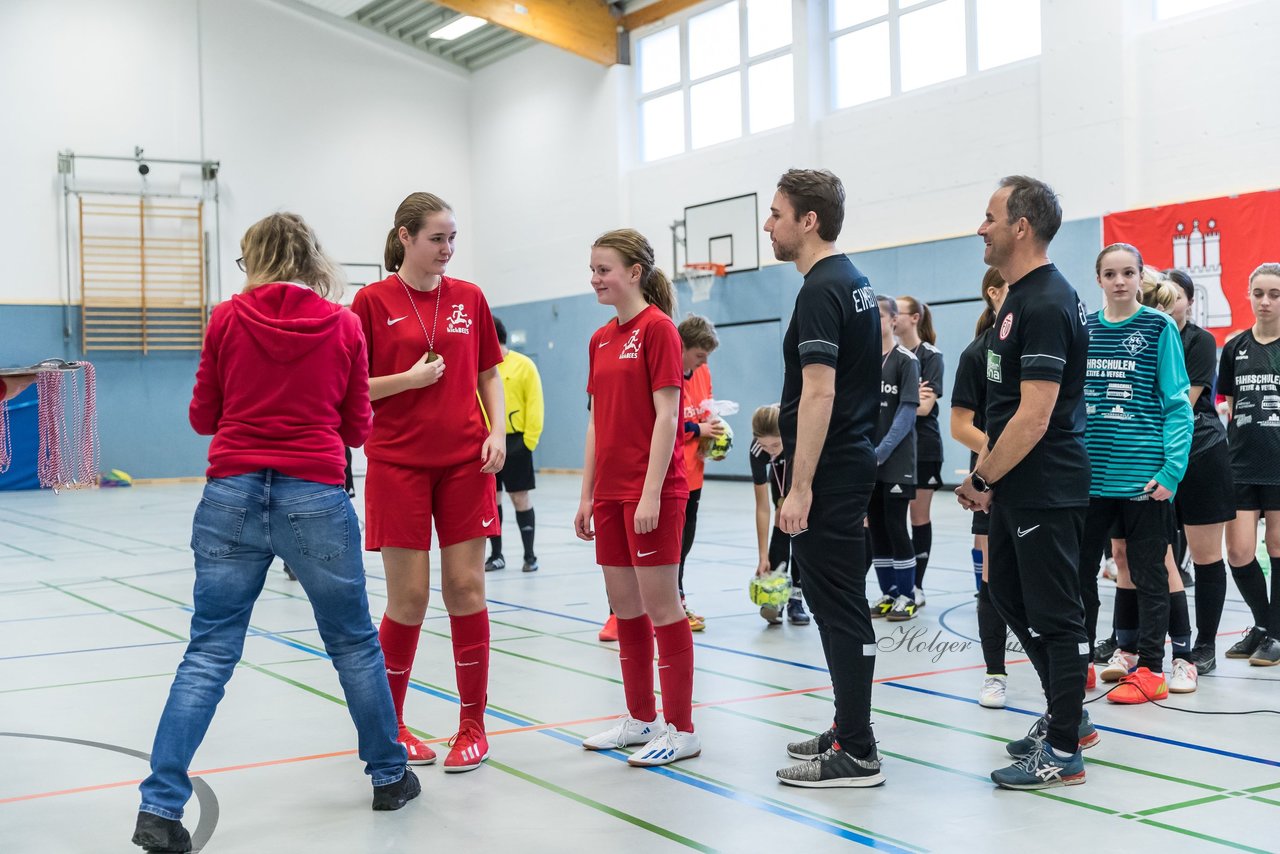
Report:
235,257,246,273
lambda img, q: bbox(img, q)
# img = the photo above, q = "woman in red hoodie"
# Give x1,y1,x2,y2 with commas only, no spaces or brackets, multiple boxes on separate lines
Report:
133,213,416,854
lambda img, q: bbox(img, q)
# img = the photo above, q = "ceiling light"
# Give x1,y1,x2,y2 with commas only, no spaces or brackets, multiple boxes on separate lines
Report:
429,15,487,40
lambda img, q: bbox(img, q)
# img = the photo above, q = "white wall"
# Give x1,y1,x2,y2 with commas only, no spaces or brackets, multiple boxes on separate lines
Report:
0,0,473,306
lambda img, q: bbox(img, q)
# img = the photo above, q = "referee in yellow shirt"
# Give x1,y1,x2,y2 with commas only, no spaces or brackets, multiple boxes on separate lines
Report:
486,317,545,573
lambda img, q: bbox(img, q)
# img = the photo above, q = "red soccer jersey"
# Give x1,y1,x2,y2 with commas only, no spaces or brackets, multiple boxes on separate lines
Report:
587,304,689,501
681,363,713,490
351,274,502,469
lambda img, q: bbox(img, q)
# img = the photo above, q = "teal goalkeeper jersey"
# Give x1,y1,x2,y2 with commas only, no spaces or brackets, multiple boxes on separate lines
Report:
1083,306,1193,498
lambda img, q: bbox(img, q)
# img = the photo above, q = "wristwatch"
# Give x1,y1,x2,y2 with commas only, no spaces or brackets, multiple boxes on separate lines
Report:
971,472,991,494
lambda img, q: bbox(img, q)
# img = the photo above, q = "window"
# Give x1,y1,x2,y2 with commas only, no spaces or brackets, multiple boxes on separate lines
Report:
830,0,1041,110
1155,0,1235,19
635,0,794,162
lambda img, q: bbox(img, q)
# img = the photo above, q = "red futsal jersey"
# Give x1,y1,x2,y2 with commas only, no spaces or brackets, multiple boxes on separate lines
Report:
680,363,713,491
352,275,503,469
587,304,689,501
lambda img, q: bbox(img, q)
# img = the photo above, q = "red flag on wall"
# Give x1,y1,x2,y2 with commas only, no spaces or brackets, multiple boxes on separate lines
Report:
1102,189,1280,345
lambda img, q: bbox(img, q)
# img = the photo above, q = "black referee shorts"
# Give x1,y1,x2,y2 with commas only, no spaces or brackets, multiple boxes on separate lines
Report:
495,432,536,493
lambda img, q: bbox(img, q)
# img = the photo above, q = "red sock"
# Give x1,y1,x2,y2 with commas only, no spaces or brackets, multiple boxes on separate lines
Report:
378,614,421,734
616,615,656,721
450,609,490,728
654,618,695,732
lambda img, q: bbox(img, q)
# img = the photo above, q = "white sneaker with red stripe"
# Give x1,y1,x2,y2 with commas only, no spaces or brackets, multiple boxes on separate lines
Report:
443,720,489,773
399,730,437,766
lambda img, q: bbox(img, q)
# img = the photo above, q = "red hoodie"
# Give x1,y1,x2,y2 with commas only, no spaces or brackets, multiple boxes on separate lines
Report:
190,282,371,485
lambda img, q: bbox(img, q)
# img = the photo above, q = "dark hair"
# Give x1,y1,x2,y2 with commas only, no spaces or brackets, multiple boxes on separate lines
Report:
776,169,846,242
493,316,507,345
1165,268,1195,302
385,192,452,272
592,229,676,317
998,175,1062,245
876,295,898,316
898,296,935,345
975,267,1007,338
1096,242,1144,276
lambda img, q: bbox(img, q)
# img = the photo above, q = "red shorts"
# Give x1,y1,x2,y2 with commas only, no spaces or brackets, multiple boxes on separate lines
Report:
365,458,498,551
593,497,687,567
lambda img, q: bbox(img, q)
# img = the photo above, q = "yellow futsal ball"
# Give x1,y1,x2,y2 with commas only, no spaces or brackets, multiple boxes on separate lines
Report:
749,571,791,608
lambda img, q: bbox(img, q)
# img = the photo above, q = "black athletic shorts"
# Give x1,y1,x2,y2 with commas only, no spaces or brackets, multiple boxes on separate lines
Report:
495,432,536,493
876,481,916,502
971,509,990,536
1174,440,1235,526
916,460,943,490
1235,482,1280,513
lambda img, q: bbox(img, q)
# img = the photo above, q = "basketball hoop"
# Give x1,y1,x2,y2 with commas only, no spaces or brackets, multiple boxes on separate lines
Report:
0,359,100,490
684,262,725,303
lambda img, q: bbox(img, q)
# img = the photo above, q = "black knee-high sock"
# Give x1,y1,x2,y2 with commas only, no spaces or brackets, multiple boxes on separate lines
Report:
489,503,504,559
516,508,536,561
1193,560,1227,647
977,582,1007,675
1269,557,1280,638
1230,560,1270,629
1114,587,1139,651
1169,590,1192,661
912,523,933,588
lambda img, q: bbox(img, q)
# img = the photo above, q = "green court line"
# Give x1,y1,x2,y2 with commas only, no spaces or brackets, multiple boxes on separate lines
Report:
1242,781,1280,794
0,672,173,695
0,506,181,552
1246,795,1280,808
1134,794,1234,817
1135,819,1274,854
0,541,55,561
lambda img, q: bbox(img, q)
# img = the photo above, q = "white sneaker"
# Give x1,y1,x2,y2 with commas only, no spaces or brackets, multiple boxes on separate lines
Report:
1100,649,1138,682
913,586,927,609
1169,658,1198,694
979,674,1008,708
627,723,701,767
582,715,660,751
1100,558,1118,581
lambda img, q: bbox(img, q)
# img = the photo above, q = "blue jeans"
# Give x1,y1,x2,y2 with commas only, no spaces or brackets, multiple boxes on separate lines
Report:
139,471,406,820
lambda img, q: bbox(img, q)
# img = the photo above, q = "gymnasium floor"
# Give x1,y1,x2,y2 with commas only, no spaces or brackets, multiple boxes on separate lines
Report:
2,475,1278,853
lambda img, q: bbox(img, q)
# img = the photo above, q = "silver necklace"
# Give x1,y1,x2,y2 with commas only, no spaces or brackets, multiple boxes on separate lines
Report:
394,272,441,362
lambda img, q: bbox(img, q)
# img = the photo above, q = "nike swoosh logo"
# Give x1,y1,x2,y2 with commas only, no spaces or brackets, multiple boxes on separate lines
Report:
1017,525,1040,538
387,316,409,326
598,341,611,348
482,518,494,527
461,702,477,707
637,550,658,557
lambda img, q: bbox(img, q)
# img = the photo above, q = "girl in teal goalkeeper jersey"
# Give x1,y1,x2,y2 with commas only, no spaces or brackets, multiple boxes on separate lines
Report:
1078,244,1193,706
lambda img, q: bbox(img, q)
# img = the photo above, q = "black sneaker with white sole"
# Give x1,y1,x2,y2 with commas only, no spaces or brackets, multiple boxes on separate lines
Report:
484,556,506,573
786,725,836,759
1093,636,1118,665
521,558,539,573
1189,643,1217,675
777,744,884,788
786,597,810,625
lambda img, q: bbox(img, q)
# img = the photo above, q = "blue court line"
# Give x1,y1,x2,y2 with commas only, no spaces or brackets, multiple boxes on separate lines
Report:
881,681,1280,768
246,624,911,852
687,641,831,673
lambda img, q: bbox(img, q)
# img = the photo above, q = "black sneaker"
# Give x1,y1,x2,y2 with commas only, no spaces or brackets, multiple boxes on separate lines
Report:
132,812,191,853
1189,643,1217,675
776,744,885,788
786,597,810,625
1093,636,1118,665
1226,627,1266,659
1249,636,1280,667
484,556,506,573
372,768,421,811
522,558,539,573
786,725,835,759
283,563,297,581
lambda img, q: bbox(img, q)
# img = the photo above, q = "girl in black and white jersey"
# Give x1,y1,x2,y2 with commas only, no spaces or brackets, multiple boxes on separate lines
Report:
749,404,809,625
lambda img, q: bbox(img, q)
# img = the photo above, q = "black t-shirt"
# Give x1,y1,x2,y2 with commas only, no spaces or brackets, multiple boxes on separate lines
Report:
952,327,992,471
985,263,1090,508
1218,330,1280,485
780,254,880,494
749,439,786,504
1180,322,1226,455
912,341,945,462
876,345,920,484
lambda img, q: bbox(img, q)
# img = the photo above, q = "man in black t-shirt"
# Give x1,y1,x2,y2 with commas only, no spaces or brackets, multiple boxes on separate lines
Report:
768,169,883,790
956,176,1094,791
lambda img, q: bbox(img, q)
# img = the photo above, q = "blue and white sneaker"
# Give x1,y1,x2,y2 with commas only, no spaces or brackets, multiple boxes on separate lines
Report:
1006,710,1099,759
991,742,1085,790
582,715,659,751
627,723,701,767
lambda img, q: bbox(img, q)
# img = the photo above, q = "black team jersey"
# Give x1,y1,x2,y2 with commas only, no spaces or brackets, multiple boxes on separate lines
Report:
749,440,786,505
876,345,920,485
1218,330,1280,485
951,327,993,471
780,254,879,494
912,342,945,463
1180,321,1227,455
984,263,1090,508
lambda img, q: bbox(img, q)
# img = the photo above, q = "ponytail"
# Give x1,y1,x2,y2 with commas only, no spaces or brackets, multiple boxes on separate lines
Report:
899,295,936,345
974,266,1006,338
592,228,676,317
385,191,452,274
644,268,676,317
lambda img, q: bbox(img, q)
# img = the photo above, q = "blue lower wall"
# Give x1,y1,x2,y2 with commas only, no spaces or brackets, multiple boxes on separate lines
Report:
0,217,1102,483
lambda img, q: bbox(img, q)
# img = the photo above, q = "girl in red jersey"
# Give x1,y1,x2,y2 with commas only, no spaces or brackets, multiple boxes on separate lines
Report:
351,193,505,773
575,228,700,766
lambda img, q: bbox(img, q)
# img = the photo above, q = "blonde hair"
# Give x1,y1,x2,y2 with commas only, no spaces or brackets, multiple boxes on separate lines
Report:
678,314,719,351
752,403,780,438
385,192,452,273
1250,263,1280,285
240,212,345,301
1141,269,1178,313
592,228,676,317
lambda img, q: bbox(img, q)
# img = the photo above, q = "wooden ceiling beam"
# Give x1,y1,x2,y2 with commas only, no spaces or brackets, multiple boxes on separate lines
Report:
431,0,619,65
619,0,705,32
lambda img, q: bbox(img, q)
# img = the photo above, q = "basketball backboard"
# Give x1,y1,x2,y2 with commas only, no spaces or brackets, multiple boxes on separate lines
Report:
683,193,759,274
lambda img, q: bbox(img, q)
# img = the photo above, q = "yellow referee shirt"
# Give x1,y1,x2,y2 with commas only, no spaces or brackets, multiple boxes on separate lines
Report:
498,349,544,451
